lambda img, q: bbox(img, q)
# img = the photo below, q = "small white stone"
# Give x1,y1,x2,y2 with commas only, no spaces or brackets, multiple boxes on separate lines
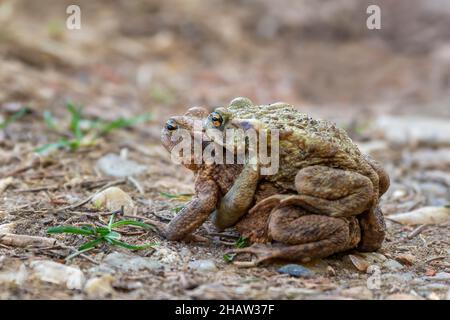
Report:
0,222,15,234
151,247,180,265
188,259,218,272
425,272,450,281
84,275,115,298
30,260,85,290
97,153,147,178
0,262,28,286
383,259,404,271
91,186,135,215
341,286,373,300
102,252,162,272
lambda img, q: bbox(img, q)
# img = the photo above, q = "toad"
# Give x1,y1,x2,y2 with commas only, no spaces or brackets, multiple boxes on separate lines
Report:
160,98,389,266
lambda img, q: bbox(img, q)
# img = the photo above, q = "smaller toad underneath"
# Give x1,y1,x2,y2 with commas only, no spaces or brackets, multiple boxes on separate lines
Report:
160,98,389,266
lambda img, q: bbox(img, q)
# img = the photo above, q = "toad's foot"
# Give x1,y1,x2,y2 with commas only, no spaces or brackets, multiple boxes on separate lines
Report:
144,219,210,243
226,244,278,267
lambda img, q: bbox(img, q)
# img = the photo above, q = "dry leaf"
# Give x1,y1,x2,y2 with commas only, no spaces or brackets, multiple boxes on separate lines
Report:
348,254,370,272
387,206,450,225
396,254,416,266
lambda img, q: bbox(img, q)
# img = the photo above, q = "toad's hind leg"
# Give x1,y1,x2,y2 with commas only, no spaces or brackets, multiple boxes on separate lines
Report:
291,165,374,217
358,206,386,251
228,206,360,267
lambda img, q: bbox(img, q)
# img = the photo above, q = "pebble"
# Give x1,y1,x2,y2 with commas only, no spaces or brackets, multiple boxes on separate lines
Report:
423,272,450,281
381,272,413,283
285,288,320,298
341,286,373,300
188,259,218,272
151,247,180,265
101,252,162,272
366,264,380,275
179,247,192,259
420,283,449,291
434,272,450,281
382,259,404,271
397,272,415,282
0,222,15,234
97,153,147,178
188,283,231,300
386,293,424,300
277,264,314,278
233,286,250,295
30,260,85,290
91,186,135,215
84,275,116,298
427,292,441,300
0,259,28,286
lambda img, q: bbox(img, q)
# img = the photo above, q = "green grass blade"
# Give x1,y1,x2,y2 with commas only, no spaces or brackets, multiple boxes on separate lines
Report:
171,205,185,214
78,238,104,251
108,238,157,250
110,220,156,231
159,192,193,201
235,236,250,248
97,113,152,136
105,231,121,240
43,110,58,130
0,107,28,129
80,225,96,234
223,253,236,263
67,138,82,150
107,212,116,231
66,102,83,139
65,247,95,261
34,139,71,154
95,226,111,236
47,226,95,236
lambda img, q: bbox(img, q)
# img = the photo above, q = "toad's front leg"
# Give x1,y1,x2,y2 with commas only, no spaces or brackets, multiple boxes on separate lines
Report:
211,163,260,230
164,179,219,241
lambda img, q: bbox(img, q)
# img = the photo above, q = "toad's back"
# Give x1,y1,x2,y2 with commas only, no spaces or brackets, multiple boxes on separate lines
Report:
227,103,367,191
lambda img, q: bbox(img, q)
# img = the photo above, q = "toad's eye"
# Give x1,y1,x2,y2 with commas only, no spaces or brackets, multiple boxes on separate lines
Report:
165,119,177,131
209,112,223,127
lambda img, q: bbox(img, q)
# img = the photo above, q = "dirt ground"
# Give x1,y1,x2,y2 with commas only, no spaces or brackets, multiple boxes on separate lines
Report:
0,0,449,300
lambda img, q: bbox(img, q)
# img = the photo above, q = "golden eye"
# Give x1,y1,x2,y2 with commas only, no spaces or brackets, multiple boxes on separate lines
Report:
209,112,223,127
165,119,177,131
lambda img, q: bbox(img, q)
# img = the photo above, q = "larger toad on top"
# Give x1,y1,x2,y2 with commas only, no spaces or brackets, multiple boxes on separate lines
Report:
160,97,389,266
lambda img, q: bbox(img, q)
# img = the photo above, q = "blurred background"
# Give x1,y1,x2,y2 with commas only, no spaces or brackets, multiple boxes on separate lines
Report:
1,0,450,129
